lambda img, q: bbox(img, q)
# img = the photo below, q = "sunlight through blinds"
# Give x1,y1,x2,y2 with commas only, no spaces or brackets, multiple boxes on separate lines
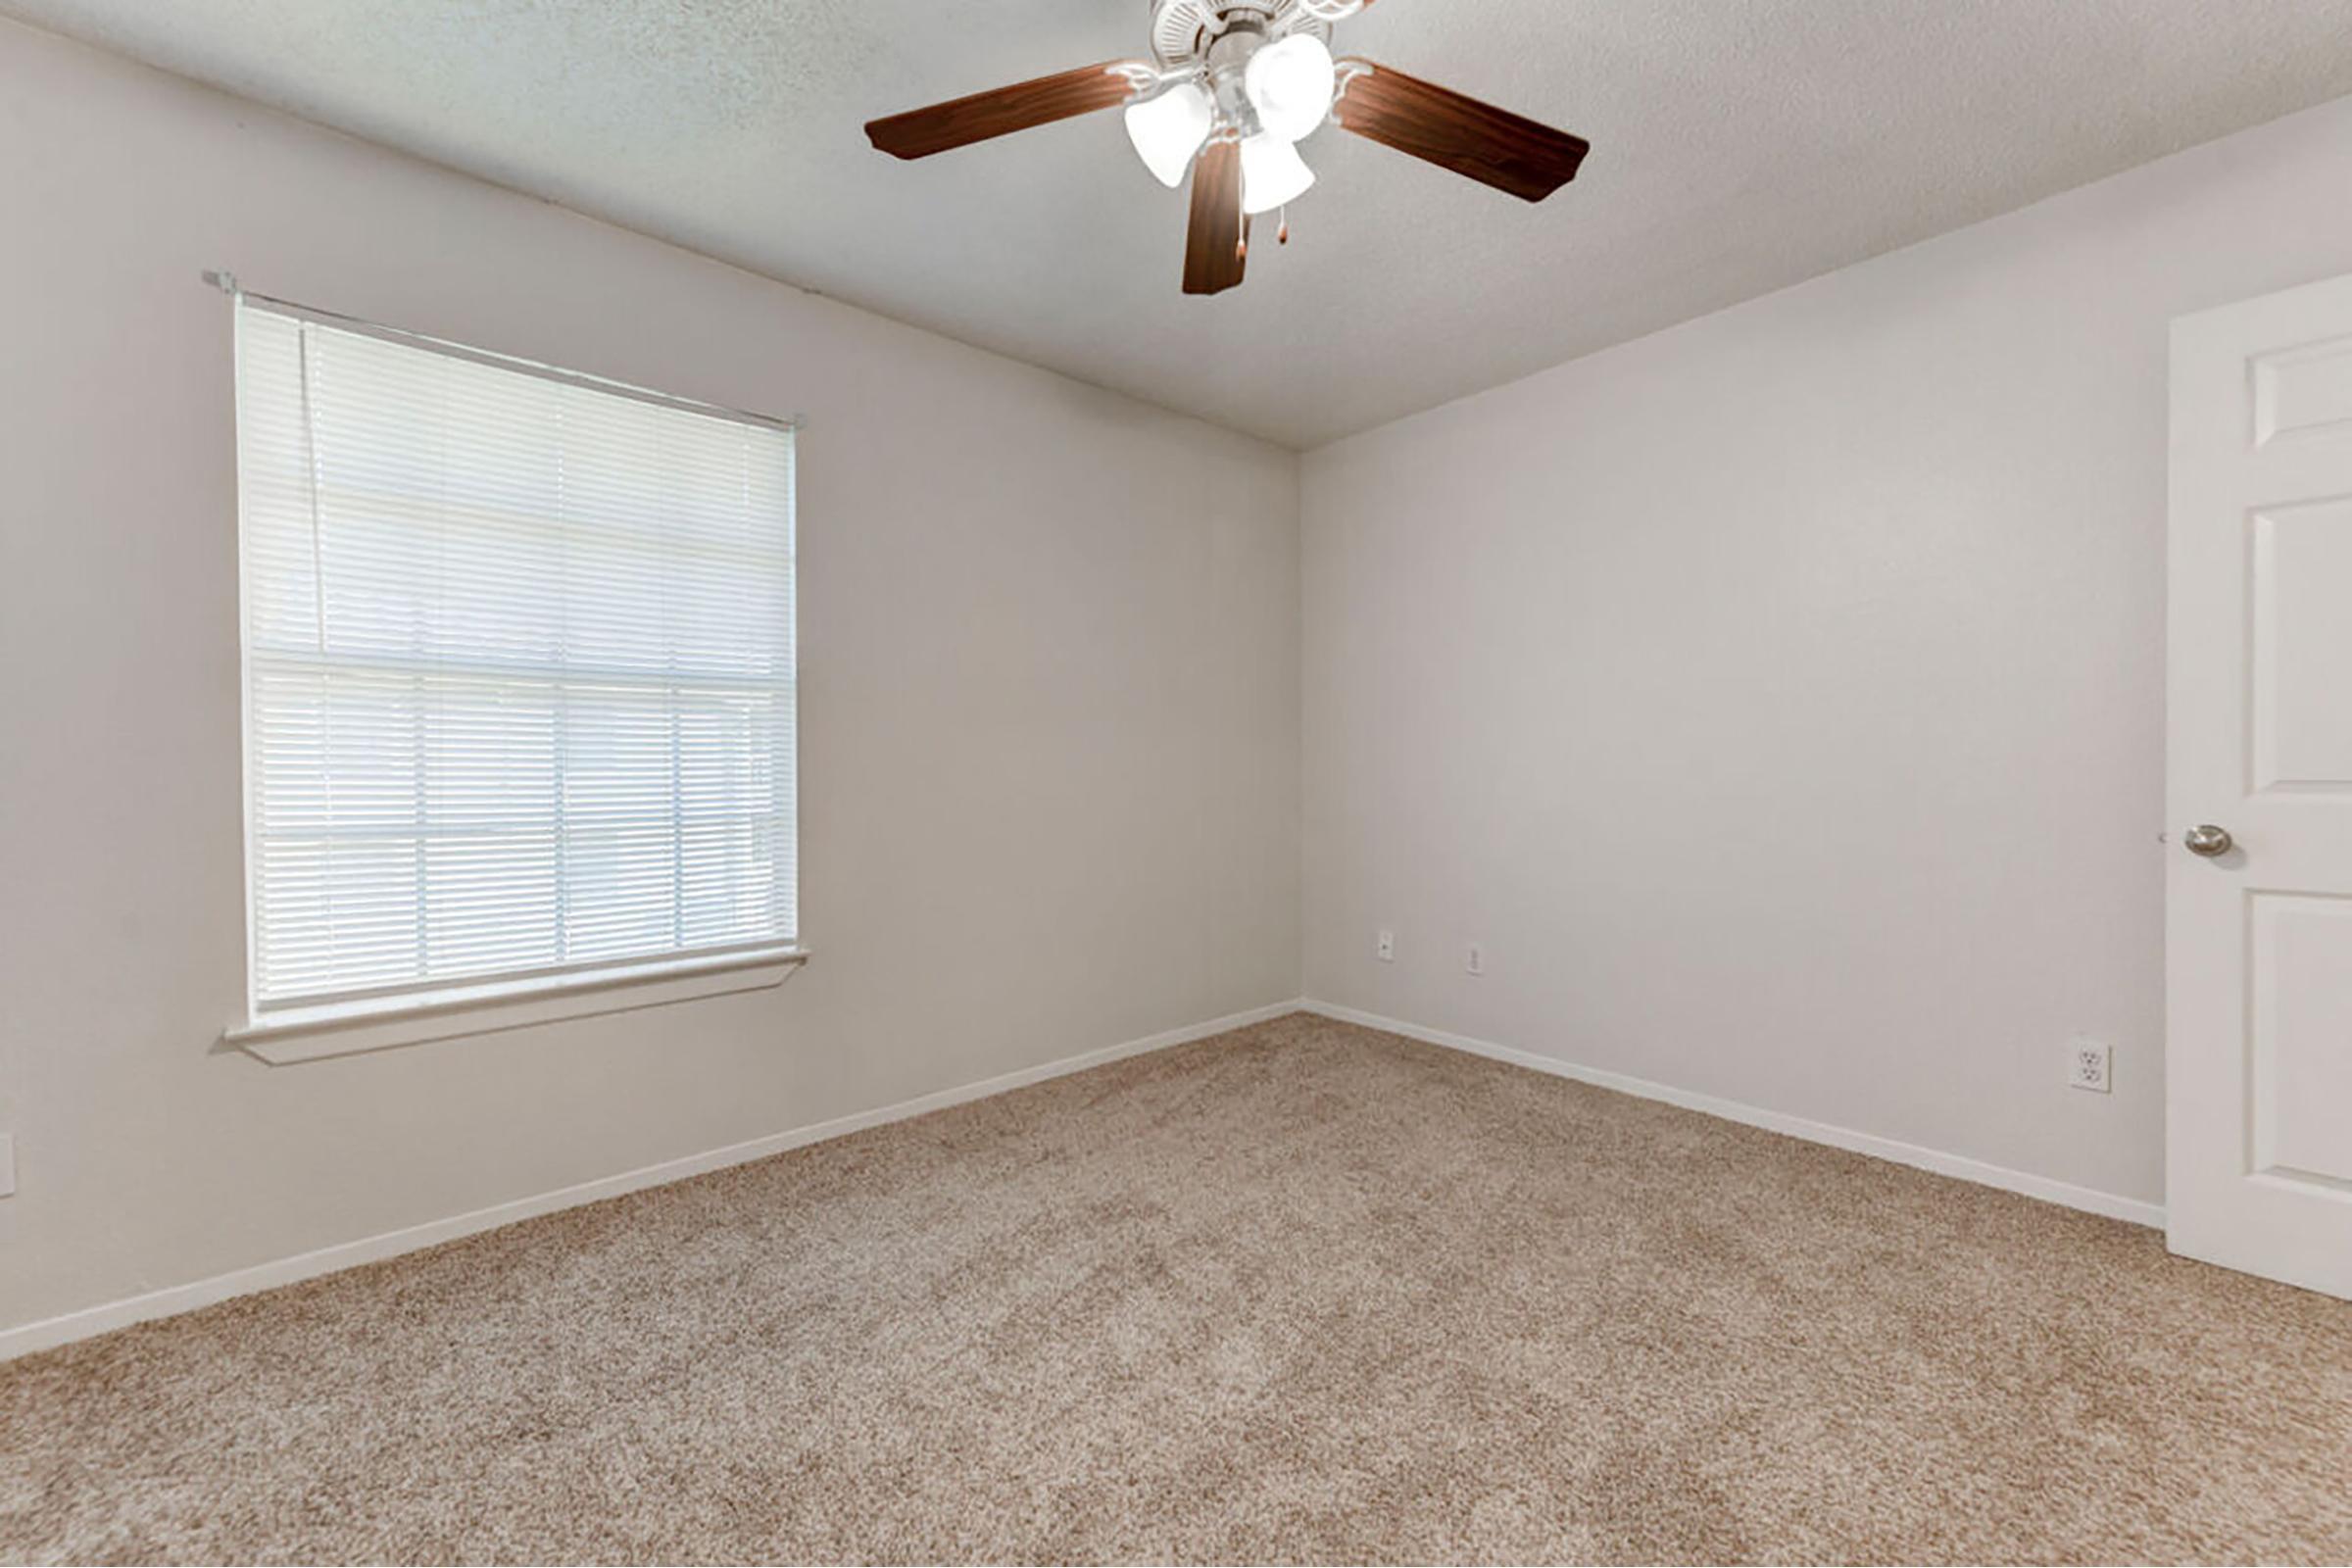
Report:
235,299,797,1012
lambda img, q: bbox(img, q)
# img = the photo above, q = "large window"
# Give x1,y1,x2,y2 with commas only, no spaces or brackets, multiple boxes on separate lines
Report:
234,298,797,1026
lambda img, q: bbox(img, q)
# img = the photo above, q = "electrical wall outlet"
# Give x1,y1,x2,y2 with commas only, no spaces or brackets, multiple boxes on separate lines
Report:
1375,929,1396,962
2068,1039,2112,1094
0,1133,15,1198
1464,943,1484,976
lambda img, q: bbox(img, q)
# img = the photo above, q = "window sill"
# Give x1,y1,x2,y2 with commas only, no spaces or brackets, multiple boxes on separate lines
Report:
223,946,809,1064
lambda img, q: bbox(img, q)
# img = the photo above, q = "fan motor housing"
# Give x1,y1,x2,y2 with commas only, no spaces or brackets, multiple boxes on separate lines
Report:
1149,0,1333,70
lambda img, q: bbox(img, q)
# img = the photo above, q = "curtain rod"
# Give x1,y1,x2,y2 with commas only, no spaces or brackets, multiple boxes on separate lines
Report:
201,270,805,436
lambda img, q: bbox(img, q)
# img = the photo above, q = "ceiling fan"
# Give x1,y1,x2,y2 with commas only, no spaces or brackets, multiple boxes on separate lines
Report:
863,0,1591,296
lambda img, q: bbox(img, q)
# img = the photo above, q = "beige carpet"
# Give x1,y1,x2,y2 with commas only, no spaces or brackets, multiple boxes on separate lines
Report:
3,1013,2349,1564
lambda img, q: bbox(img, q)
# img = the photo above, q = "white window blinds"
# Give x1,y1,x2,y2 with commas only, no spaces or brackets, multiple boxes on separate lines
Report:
234,299,797,1014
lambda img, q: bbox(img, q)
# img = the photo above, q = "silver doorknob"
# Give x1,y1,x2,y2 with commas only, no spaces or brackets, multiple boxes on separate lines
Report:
2184,824,2233,858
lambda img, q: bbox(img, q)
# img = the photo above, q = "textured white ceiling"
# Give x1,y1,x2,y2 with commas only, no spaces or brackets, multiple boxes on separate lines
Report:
10,0,2352,447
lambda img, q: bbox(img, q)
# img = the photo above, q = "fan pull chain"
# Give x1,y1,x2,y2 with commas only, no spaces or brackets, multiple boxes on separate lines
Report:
1278,206,1290,246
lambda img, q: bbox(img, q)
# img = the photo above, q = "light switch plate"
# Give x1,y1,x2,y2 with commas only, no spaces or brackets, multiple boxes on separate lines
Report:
0,1133,15,1198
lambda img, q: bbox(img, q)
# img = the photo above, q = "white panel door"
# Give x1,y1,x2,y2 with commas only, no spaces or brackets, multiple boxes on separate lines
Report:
2170,271,2352,1299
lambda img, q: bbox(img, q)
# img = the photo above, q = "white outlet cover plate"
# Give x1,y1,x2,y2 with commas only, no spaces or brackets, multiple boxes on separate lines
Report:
2068,1040,2112,1093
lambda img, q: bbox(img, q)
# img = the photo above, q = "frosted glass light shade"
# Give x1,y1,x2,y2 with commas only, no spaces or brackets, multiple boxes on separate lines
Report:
1124,82,1213,187
1244,32,1336,144
1241,132,1314,215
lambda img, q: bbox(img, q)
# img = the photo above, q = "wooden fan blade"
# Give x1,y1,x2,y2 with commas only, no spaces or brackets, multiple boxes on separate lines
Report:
1332,60,1589,202
866,62,1139,160
1182,137,1247,295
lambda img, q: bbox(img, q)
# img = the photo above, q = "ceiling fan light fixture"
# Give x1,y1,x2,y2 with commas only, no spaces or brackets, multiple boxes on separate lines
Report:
1124,80,1214,187
1243,32,1337,144
865,2,1592,299
1241,131,1314,215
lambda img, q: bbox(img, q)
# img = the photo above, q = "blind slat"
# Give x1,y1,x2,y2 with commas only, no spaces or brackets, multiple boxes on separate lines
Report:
236,301,798,1010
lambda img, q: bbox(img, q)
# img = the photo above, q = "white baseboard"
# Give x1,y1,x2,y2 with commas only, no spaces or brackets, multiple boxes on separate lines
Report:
7,997,2161,1362
0,998,1305,1364
1300,999,2166,1231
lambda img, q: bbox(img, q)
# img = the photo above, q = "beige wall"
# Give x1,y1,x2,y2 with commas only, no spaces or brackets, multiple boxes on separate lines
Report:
1301,92,2352,1211
0,19,1300,1337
